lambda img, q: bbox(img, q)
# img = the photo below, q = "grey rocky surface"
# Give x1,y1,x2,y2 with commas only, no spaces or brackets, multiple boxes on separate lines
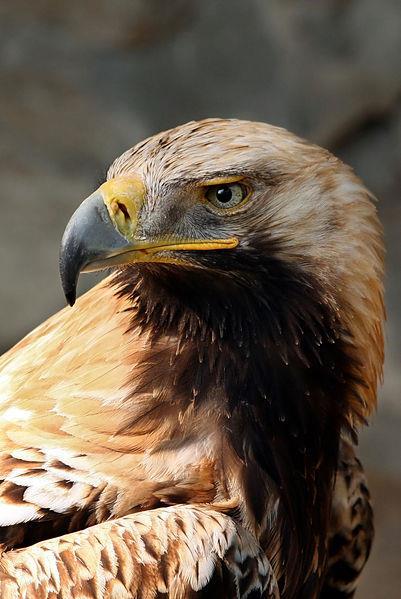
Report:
0,1,400,595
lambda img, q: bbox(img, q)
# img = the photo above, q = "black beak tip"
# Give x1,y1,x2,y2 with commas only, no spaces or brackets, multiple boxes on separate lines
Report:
65,289,77,307
59,266,78,307
59,246,79,307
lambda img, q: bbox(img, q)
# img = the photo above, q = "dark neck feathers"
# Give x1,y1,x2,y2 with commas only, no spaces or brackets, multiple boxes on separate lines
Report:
113,255,358,597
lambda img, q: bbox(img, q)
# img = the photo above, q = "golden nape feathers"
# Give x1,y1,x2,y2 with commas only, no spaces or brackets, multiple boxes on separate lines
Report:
0,119,384,598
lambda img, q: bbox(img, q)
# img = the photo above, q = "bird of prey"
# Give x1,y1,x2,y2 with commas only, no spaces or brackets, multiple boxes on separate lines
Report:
0,119,384,599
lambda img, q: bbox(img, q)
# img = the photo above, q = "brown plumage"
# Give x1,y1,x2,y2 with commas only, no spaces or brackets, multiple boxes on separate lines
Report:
0,505,279,599
0,119,384,598
323,441,374,598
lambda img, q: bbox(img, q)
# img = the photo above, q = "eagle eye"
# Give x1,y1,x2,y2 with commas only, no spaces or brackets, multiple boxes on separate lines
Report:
205,183,248,209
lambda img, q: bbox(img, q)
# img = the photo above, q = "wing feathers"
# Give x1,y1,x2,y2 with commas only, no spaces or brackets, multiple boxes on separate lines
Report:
0,505,279,599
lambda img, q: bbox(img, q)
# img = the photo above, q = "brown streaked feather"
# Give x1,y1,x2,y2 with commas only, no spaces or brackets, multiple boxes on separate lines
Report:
321,441,374,598
0,505,279,599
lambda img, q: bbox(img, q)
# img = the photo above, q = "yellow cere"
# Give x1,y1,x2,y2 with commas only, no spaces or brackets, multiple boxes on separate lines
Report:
98,177,146,241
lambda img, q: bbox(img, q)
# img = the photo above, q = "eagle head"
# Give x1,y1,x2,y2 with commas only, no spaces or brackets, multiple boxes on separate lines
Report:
60,118,384,426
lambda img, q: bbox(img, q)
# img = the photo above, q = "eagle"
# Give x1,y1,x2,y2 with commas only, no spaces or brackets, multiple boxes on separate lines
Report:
0,119,384,599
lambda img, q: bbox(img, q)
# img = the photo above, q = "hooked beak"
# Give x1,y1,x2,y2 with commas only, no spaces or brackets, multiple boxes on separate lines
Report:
59,177,238,306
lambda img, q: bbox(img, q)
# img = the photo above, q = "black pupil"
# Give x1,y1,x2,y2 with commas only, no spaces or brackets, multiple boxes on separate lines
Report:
216,185,233,203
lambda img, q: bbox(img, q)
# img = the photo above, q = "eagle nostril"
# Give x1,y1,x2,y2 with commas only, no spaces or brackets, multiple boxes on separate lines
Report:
116,201,130,221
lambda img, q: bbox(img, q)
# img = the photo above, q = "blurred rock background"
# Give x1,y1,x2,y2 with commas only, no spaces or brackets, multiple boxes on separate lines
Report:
0,1,400,595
